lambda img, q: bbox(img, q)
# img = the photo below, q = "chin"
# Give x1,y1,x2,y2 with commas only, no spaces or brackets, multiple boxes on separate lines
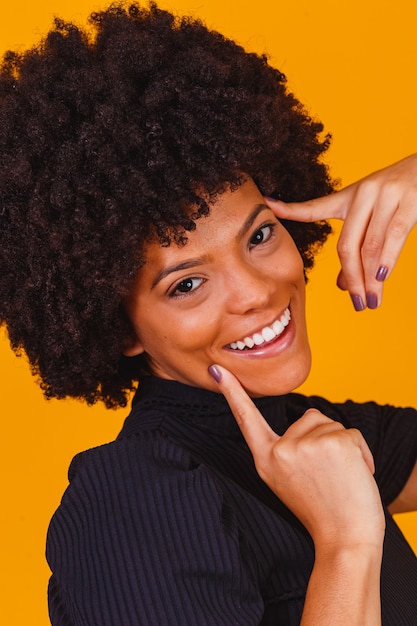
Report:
239,354,311,398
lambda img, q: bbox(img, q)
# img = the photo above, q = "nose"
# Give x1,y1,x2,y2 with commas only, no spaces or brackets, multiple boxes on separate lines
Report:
224,261,275,314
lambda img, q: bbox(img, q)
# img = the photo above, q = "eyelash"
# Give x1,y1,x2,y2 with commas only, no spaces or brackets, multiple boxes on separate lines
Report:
168,277,205,299
168,221,277,298
249,222,277,248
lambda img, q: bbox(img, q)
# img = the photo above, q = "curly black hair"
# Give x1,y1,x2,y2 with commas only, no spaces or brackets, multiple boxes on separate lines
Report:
0,2,333,407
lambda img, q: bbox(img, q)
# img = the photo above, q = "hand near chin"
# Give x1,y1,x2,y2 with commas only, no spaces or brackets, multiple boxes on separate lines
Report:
209,364,385,552
266,153,417,311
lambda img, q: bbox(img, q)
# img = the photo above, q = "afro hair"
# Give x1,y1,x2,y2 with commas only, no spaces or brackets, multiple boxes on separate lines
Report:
0,2,333,407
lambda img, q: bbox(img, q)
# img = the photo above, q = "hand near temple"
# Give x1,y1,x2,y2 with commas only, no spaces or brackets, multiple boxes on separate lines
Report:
209,363,384,625
267,153,417,311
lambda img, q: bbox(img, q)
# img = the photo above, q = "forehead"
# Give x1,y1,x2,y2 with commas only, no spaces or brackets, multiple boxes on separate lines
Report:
145,178,267,263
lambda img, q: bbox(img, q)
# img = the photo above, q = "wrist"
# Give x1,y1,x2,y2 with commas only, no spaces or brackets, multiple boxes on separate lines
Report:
301,543,383,625
314,541,383,573
310,516,385,555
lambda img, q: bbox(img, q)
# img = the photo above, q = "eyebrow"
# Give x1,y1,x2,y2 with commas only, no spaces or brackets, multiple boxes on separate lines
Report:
151,203,270,288
151,257,209,288
237,203,270,241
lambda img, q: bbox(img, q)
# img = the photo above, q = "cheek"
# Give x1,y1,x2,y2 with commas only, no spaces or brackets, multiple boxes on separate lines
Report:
141,306,218,355
173,313,219,351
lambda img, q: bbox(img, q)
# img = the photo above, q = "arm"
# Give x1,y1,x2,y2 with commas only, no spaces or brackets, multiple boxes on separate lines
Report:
301,544,382,625
47,435,265,626
209,365,384,625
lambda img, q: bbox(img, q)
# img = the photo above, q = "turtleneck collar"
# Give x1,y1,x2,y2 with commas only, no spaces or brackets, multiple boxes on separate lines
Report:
119,375,288,439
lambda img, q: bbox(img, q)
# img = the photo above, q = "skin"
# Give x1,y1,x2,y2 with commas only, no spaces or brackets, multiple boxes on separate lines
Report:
124,156,417,623
207,155,417,623
122,174,384,624
124,178,311,398
268,153,417,311
266,153,417,513
213,366,384,625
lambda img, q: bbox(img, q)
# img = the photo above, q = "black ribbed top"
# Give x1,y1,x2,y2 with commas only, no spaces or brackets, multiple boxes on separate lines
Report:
47,377,417,625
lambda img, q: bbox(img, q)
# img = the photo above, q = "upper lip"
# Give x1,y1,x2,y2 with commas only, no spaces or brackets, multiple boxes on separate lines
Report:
224,306,291,348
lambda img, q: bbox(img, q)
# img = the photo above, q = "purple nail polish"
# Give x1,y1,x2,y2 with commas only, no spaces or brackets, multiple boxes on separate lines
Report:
350,294,366,312
208,364,222,383
366,292,378,309
264,196,276,203
375,266,388,282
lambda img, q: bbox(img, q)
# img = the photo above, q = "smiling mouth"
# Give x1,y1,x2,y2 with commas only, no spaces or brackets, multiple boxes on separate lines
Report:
226,308,291,351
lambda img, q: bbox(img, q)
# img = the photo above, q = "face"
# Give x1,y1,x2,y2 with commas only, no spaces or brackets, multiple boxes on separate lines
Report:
124,178,311,396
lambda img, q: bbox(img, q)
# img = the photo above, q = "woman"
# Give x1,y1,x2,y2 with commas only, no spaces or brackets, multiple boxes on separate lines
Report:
0,3,416,624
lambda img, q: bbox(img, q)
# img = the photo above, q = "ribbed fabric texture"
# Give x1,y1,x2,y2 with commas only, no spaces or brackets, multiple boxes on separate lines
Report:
47,377,417,625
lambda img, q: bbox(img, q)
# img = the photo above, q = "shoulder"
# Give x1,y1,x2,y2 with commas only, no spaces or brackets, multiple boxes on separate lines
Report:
47,431,263,625
285,392,417,452
47,430,226,593
48,429,231,551
59,430,224,518
286,392,417,430
67,429,194,481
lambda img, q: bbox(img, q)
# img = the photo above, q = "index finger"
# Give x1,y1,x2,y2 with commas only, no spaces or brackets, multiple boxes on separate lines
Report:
265,186,354,222
208,364,279,458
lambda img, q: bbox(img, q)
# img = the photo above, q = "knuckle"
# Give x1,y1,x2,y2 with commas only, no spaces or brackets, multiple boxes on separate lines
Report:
232,403,251,426
389,218,409,239
303,408,321,418
346,427,364,442
362,237,381,256
302,408,331,425
257,446,283,481
320,431,349,456
271,438,290,462
381,180,401,198
332,427,363,453
359,178,380,195
336,238,352,259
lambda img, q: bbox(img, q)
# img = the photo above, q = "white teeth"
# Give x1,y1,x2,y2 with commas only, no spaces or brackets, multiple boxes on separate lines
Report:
228,307,291,351
272,319,284,335
262,327,275,342
243,336,255,348
253,333,264,345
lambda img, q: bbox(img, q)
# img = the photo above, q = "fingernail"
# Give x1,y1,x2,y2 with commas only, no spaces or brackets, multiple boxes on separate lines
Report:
208,364,222,383
350,294,366,312
366,292,378,309
264,196,277,203
375,266,388,282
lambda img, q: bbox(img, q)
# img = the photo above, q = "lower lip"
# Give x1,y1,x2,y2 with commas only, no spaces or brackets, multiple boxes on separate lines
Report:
223,314,296,359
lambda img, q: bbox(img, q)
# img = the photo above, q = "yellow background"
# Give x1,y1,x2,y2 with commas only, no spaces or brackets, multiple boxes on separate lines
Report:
1,1,416,623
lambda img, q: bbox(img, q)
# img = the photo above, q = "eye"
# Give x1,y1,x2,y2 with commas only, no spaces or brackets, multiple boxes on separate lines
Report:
169,277,205,298
250,223,275,247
